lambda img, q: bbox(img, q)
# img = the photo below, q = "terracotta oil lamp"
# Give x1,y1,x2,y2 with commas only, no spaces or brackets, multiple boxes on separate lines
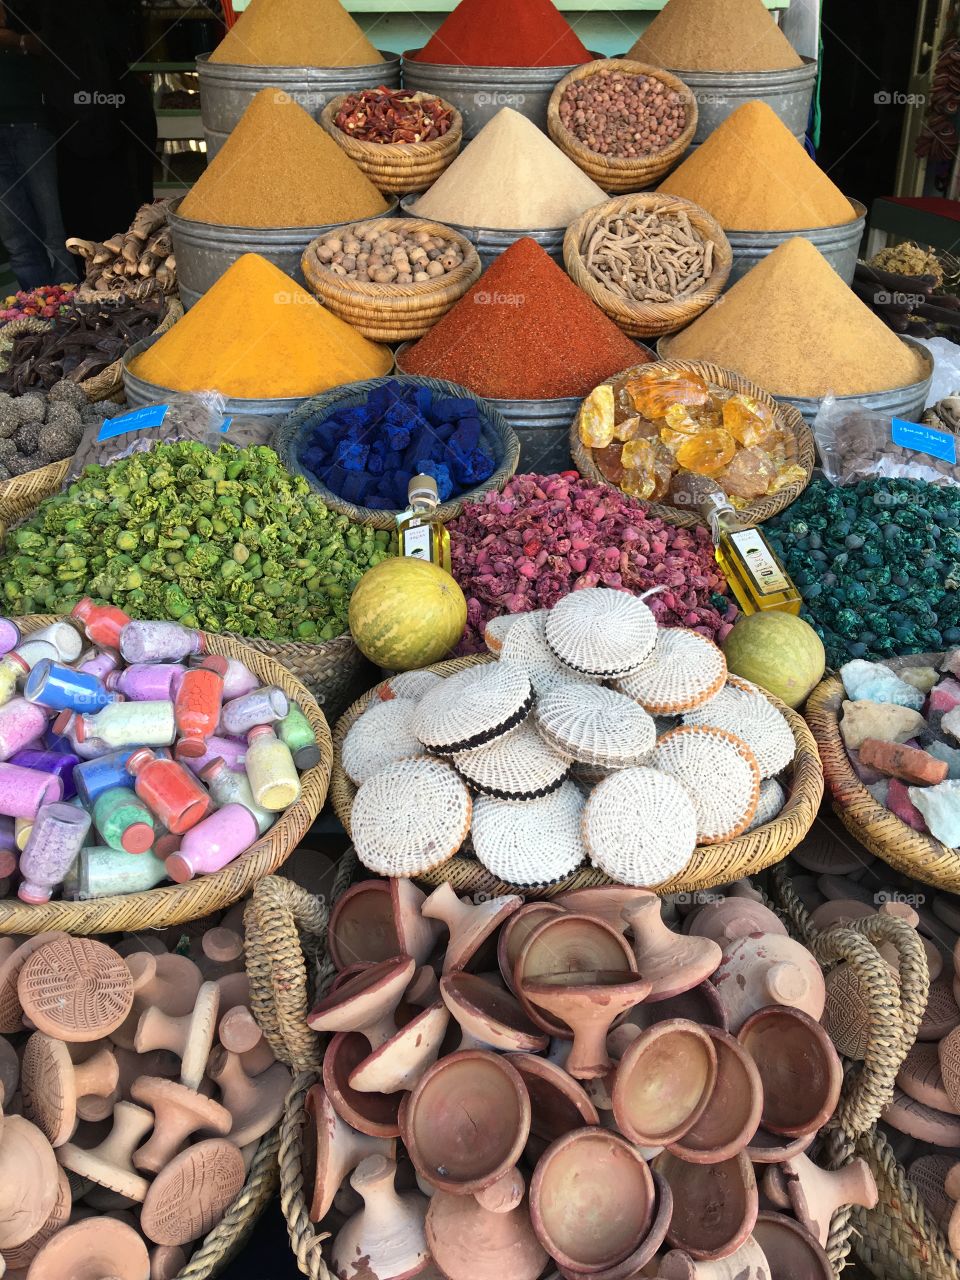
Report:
764,1153,878,1246
348,1001,450,1094
307,955,416,1047
554,886,652,934
654,1150,758,1261
301,1083,395,1223
134,979,221,1090
111,951,203,1051
623,980,728,1035
657,1237,771,1280
668,1027,763,1165
404,967,441,1010
506,1053,599,1163
324,1031,405,1139
744,1126,815,1165
621,899,721,1001
498,903,566,994
328,880,401,970
24,1216,150,1280
391,878,443,967
612,1019,718,1147
686,898,787,946
421,884,523,975
711,934,826,1033
0,1115,59,1249
751,1211,832,1280
440,974,549,1053
521,971,652,1080
737,1006,842,1138
426,1189,548,1280
332,1154,431,1280
20,1033,119,1147
555,1169,673,1280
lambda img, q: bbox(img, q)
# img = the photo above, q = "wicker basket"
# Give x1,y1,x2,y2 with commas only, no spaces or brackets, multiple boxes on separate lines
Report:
319,93,462,195
563,193,732,339
547,60,698,193
806,652,960,894
0,456,69,530
0,615,333,935
273,373,521,530
570,357,816,529
329,653,823,897
301,218,481,343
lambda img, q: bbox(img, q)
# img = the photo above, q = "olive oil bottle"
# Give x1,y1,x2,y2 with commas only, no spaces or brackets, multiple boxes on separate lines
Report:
701,493,802,616
397,474,452,573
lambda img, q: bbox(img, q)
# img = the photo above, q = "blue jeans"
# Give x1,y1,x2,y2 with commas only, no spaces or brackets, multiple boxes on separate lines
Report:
0,122,76,290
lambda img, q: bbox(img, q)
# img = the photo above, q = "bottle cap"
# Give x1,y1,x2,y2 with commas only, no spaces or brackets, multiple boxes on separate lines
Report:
154,832,181,859
199,656,230,679
165,853,194,883
17,881,50,904
71,598,94,624
198,756,227,783
247,725,275,743
4,652,29,677
53,709,75,738
176,736,208,760
409,473,439,503
125,747,155,776
121,821,155,854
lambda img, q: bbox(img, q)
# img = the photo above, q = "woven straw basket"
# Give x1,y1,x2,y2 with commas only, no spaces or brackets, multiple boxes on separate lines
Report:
772,865,943,1280
0,615,332,935
301,218,481,343
0,455,69,531
319,93,462,195
570,357,816,529
329,653,823,897
547,60,698,193
806,653,960,894
274,373,521,531
563,193,733,339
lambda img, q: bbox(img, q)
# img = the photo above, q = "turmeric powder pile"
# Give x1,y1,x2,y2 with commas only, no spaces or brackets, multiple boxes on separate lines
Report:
658,102,856,232
178,90,388,229
129,253,392,399
209,0,382,68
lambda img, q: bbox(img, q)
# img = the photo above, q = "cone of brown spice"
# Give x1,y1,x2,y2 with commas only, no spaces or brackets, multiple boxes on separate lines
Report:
209,0,383,68
628,0,803,72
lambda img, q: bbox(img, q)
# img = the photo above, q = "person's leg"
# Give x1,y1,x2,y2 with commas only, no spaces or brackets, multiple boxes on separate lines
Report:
11,122,77,282
0,124,54,289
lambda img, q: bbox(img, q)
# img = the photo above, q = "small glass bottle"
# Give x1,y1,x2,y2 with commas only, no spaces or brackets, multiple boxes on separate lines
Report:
0,697,50,763
200,756,274,835
107,662,186,702
63,845,168,900
69,700,177,750
14,639,59,671
71,598,132,649
0,618,21,656
0,762,63,820
24,621,83,663
174,657,228,758
277,704,320,771
194,655,259,701
120,620,204,665
164,803,259,882
127,747,212,834
78,648,121,682
93,785,156,853
0,652,28,708
9,747,79,799
220,686,288,738
179,734,247,776
397,474,452,573
73,750,138,809
25,659,114,714
244,725,301,811
18,801,92,903
701,492,802,617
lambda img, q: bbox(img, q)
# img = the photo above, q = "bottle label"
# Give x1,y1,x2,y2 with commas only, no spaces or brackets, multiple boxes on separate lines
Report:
402,521,432,562
729,529,790,594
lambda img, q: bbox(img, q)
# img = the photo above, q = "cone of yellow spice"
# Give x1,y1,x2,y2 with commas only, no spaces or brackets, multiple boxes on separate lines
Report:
129,253,392,400
209,0,383,68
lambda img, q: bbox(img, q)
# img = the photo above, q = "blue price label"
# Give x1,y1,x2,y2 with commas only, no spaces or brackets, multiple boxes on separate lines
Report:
96,403,169,441
891,416,957,464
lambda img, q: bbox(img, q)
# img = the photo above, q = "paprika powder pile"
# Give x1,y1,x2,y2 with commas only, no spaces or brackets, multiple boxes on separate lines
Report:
398,238,647,400
209,0,383,67
414,0,591,67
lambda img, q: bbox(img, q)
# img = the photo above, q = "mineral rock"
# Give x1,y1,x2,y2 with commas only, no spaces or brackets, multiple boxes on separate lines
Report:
889,778,927,832
909,780,960,846
840,701,927,750
840,660,925,710
941,706,960,745
941,650,960,679
930,678,960,716
867,780,890,808
900,666,940,694
927,741,960,781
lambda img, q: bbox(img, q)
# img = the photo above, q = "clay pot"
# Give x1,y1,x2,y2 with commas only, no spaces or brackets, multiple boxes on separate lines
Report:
668,1027,762,1165
654,1150,758,1260
711,934,826,1033
685,898,787,947
751,1211,832,1280
16,936,135,1044
392,878,443,967
140,1138,245,1246
621,899,721,1002
349,1001,450,1094
332,1155,431,1280
112,952,203,1051
421,884,523,975
521,972,651,1079
134,979,220,1089
302,1084,395,1223
498,903,566,994
0,1115,59,1248
623,981,728,1038
206,1046,290,1147
883,1087,960,1145
506,1053,599,1159
402,1051,530,1206
0,932,68,1034
657,1236,771,1280
612,1020,717,1147
24,1217,149,1280
426,1190,548,1280
765,1153,877,1246
737,1007,842,1138
324,1032,405,1139
554,887,652,934
57,1101,154,1202
555,1169,673,1280
744,1126,815,1165
529,1127,655,1273
328,881,400,970
0,1166,70,1272
307,955,416,1047
20,1034,119,1147
404,967,441,1010
130,1077,232,1173
441,974,548,1053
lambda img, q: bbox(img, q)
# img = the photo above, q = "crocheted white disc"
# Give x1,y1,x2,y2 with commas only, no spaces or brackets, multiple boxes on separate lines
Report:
744,777,787,832
499,610,600,698
583,766,698,887
379,670,445,703
471,781,587,886
651,726,760,844
544,588,657,678
615,627,727,715
453,717,571,800
682,682,794,779
351,756,472,875
536,683,656,768
341,698,424,785
484,612,529,655
413,663,533,754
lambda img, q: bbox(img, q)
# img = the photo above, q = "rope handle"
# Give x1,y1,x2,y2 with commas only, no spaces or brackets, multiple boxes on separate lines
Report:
279,1070,335,1280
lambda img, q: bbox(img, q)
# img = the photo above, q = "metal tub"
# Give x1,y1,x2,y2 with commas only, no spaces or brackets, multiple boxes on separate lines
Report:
666,58,818,148
169,197,399,308
399,195,564,270
196,52,402,158
723,200,866,288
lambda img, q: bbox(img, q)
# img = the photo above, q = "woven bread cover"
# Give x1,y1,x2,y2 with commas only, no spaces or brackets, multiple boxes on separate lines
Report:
544,588,657,678
484,611,529,655
499,610,599,699
471,781,587,886
413,663,533,754
583,766,698,887
341,698,424,785
652,725,760,844
682,681,794,779
351,756,472,875
615,626,727,715
453,718,571,800
744,777,786,832
536,683,656,768
380,670,445,703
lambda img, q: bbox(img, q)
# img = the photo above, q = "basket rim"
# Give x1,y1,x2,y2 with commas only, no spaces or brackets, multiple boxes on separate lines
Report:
319,90,463,158
0,615,333,935
330,651,823,898
569,356,815,529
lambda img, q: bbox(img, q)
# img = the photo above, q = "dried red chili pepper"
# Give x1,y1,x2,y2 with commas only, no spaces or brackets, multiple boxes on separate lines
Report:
334,86,454,145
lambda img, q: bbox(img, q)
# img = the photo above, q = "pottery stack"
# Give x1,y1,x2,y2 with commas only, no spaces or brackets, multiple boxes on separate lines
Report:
0,910,291,1279
302,874,878,1278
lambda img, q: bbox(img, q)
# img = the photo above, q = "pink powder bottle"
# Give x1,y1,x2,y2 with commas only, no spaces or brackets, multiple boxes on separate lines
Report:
0,697,50,763
165,803,258,883
0,762,64,819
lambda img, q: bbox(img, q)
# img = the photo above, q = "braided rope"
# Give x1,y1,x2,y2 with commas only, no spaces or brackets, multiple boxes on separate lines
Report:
279,1070,334,1280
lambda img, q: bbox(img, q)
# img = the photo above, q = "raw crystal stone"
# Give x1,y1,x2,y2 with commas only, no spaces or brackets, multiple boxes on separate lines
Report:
848,749,886,786
625,368,710,419
593,443,627,486
579,383,616,448
840,700,926,750
927,740,960,781
675,428,736,476
929,678,960,715
941,650,960,679
942,706,960,744
889,778,927,832
722,393,782,451
867,780,890,807
900,666,940,694
718,446,778,500
840,660,926,709
909,780,960,845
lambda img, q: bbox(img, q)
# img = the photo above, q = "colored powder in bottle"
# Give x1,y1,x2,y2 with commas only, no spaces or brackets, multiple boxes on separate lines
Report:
209,0,383,68
18,802,92,904
628,0,802,72
415,0,590,66
400,237,647,400
220,687,289,738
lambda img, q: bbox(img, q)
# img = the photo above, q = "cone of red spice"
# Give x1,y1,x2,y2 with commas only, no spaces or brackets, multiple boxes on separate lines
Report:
414,0,591,67
398,237,648,400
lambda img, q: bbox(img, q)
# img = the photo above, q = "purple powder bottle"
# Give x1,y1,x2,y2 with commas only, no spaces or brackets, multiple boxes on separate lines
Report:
18,801,92,903
220,687,289,737
8,748,79,799
180,734,247,775
120,621,203,665
0,762,64,819
107,663,186,702
79,648,122,681
0,618,21,657
0,698,50,763
195,656,259,702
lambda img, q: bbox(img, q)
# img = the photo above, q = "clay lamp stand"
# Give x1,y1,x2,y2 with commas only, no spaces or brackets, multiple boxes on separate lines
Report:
17,936,135,1044
0,1166,71,1273
323,1032,406,1138
711,934,826,1033
196,927,245,980
621,899,722,1002
20,1033,119,1147
612,1020,718,1148
422,884,523,975
0,1036,18,1105
655,1150,758,1260
506,1053,599,1165
685,898,787,946
668,1027,763,1165
219,1005,276,1077
440,974,549,1053
554,886,654,934
0,932,68,1035
549,1168,673,1280
140,1137,245,1247
307,955,416,1047
625,981,728,1037
0,1114,59,1249
348,1000,451,1094
402,1050,530,1211
764,1153,878,1246
404,967,440,1010
658,1237,771,1280
206,1045,290,1148
392,878,443,967
328,881,400,970
134,979,220,1090
521,970,651,1080
130,1076,232,1174
529,1127,655,1273
112,952,203,1051
332,1155,431,1280
751,1211,832,1280
426,1189,548,1280
302,1083,395,1223
737,1007,843,1139
25,1217,150,1280
58,1100,155,1202
497,904,565,995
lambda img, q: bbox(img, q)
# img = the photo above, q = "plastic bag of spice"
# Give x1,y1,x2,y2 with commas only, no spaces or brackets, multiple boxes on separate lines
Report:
813,393,960,489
